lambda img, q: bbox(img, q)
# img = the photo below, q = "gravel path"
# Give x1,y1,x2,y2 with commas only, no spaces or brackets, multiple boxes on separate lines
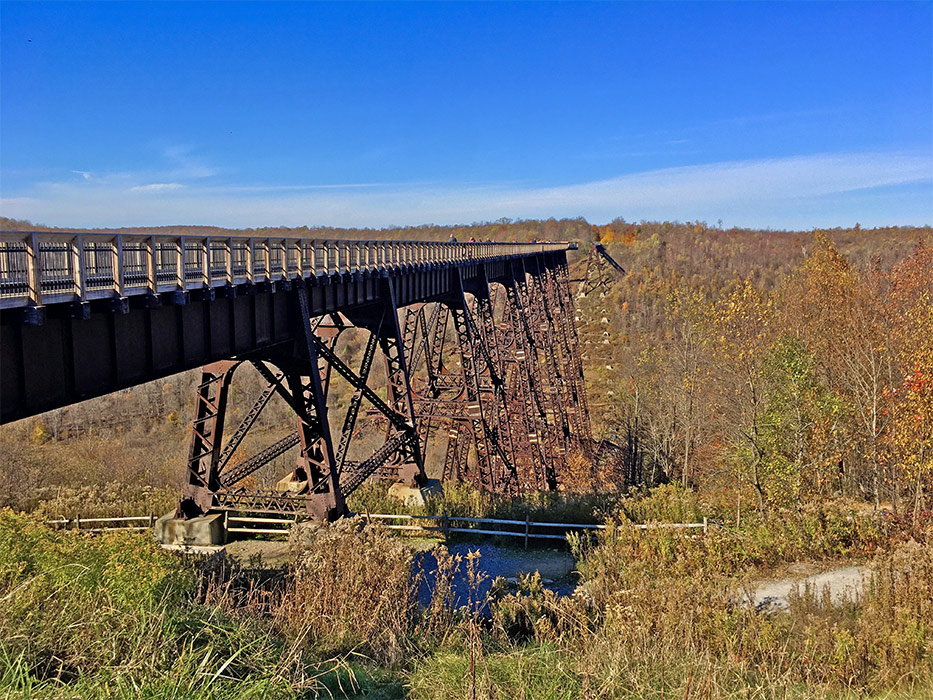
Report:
746,564,869,612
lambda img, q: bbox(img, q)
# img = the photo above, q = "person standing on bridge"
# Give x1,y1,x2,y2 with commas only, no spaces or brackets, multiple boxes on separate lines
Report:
448,234,457,243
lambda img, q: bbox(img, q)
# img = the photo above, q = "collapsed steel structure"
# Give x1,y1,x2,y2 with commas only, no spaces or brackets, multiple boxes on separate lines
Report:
576,243,625,298
179,256,593,520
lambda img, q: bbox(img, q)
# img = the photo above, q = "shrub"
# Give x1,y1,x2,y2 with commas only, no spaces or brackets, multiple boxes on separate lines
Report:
276,517,416,664
0,509,191,681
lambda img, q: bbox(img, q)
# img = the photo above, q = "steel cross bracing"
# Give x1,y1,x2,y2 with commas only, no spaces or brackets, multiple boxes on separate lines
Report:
169,250,596,521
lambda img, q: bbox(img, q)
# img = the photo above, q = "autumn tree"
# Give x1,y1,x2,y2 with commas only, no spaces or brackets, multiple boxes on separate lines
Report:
883,241,933,517
784,235,893,505
708,279,776,510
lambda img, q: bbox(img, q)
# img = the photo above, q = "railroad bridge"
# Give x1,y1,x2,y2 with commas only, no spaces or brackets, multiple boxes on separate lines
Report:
1,231,595,520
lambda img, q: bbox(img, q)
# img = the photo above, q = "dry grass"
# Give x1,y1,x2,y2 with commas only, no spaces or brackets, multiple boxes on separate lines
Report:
2,487,931,699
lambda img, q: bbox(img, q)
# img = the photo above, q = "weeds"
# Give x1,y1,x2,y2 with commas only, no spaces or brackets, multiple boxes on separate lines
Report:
1,485,931,699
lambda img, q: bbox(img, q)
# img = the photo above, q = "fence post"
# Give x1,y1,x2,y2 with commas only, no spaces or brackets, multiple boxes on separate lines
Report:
76,516,81,532
443,510,449,540
703,516,708,534
73,234,87,301
149,514,155,528
524,514,530,549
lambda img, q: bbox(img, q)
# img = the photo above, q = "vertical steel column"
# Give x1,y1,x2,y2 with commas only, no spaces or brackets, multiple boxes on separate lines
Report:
351,278,426,485
180,360,240,516
503,263,559,490
526,261,574,455
552,260,593,445
292,287,345,519
446,270,501,491
472,282,519,492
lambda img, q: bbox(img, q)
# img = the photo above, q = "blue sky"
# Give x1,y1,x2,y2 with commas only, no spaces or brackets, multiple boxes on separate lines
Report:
1,2,931,230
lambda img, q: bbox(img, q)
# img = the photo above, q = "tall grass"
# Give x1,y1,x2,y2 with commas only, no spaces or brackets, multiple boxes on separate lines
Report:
0,509,406,697
409,487,932,700
348,480,623,524
2,485,931,699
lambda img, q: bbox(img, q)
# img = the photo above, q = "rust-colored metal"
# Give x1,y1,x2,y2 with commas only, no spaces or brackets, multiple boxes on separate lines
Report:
177,249,613,520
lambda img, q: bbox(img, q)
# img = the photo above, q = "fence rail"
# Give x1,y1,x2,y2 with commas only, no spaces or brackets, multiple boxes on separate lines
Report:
45,512,709,546
46,515,157,532
0,230,573,309
359,513,709,546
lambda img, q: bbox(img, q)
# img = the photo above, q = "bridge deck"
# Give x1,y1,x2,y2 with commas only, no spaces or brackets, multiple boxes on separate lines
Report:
0,231,573,423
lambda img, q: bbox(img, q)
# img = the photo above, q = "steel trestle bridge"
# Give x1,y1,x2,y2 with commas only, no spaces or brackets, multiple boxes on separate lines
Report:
0,230,597,519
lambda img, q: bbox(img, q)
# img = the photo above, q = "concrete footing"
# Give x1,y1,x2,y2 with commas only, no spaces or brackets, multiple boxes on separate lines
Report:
387,478,443,507
154,511,227,546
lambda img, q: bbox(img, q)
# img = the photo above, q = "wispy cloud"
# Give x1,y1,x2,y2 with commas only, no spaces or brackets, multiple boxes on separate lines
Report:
161,145,217,180
130,183,184,192
2,151,930,229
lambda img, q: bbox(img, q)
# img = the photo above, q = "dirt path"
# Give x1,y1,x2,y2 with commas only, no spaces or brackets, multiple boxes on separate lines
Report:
746,563,869,611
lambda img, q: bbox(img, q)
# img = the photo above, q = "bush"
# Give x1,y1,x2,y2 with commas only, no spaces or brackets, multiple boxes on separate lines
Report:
0,509,192,681
277,517,416,664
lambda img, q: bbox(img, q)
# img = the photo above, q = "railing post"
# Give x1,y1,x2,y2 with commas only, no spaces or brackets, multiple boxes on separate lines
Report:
293,239,302,279
278,239,286,279
525,514,530,549
247,238,255,284
176,236,186,289
73,234,87,301
263,238,272,281
202,237,211,287
146,236,157,294
111,235,125,297
225,238,233,284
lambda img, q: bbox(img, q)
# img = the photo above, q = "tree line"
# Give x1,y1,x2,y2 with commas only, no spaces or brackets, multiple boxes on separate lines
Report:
581,223,931,518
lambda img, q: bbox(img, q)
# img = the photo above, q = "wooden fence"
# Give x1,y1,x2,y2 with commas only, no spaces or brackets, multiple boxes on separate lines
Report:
46,515,158,532
48,512,709,547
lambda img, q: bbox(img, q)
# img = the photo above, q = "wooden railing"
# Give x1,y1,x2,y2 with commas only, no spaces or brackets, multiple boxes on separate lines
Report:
0,231,573,309
47,512,709,548
46,515,158,532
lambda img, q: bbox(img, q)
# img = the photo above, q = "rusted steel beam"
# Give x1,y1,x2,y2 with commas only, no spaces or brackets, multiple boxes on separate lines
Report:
216,363,283,471
334,330,380,472
173,248,595,521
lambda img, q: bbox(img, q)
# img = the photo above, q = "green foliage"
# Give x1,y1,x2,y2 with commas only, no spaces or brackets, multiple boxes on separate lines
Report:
0,509,192,681
409,644,582,700
616,482,705,524
0,511,400,697
753,335,848,506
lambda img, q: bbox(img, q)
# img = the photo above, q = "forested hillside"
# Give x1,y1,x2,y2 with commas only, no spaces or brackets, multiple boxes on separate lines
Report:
578,220,932,518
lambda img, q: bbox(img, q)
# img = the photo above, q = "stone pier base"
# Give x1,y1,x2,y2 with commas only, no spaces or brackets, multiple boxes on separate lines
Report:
387,478,443,508
154,512,227,546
